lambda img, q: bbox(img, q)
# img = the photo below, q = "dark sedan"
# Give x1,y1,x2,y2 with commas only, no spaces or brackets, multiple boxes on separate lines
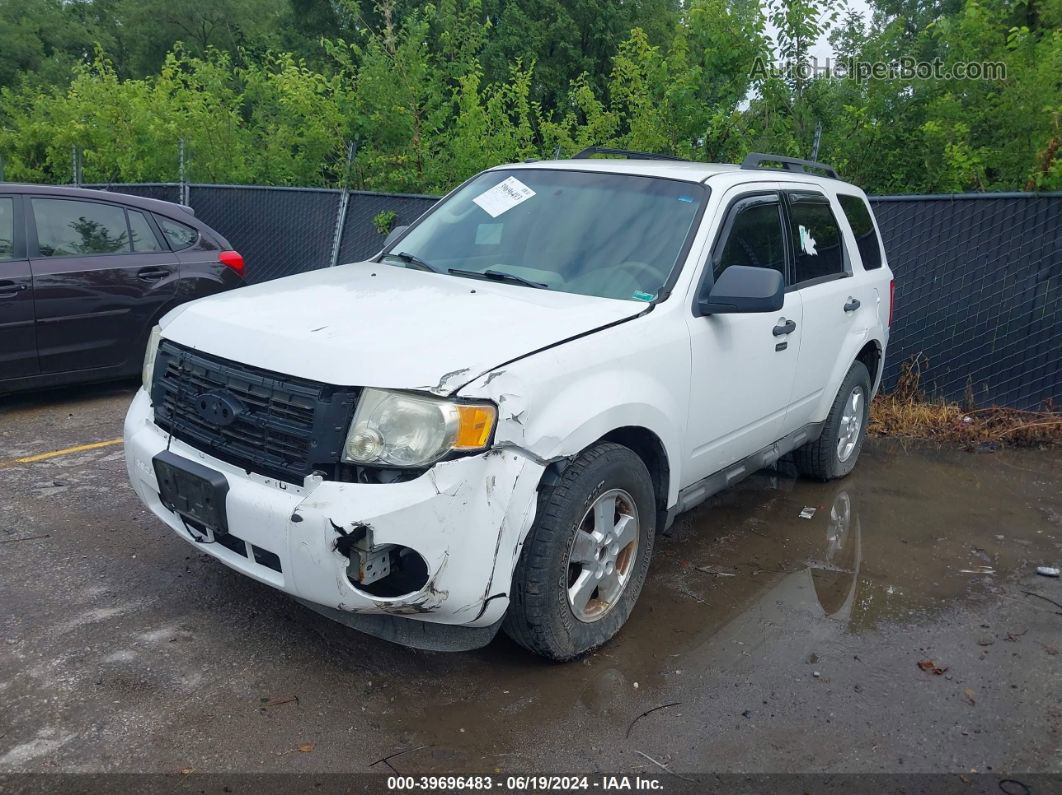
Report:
0,184,244,395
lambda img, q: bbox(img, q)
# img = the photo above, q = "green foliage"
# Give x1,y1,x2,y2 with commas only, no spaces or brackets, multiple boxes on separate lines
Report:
0,0,1057,193
340,2,451,193
372,210,398,235
111,0,289,76
823,0,1060,191
0,0,110,89
478,0,683,109
239,52,350,186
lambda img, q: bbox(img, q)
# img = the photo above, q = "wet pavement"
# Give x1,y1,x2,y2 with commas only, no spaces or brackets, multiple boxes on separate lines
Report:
1,383,1060,775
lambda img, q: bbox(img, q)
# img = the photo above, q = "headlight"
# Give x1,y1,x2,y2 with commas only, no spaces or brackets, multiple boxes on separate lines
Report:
342,388,497,468
142,325,162,390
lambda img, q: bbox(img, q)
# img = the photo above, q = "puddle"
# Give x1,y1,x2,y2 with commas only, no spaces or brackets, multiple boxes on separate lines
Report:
3,439,1058,773
360,441,1061,771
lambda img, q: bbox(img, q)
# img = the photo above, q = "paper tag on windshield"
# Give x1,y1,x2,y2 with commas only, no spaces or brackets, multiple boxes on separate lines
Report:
472,176,536,218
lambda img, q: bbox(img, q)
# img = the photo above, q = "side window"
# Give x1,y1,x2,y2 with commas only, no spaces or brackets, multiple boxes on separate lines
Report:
712,195,786,281
0,198,13,261
786,192,846,284
837,194,883,270
32,198,130,257
128,210,163,253
156,216,198,251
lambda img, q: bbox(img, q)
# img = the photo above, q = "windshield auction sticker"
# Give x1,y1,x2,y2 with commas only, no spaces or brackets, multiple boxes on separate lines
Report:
472,176,536,217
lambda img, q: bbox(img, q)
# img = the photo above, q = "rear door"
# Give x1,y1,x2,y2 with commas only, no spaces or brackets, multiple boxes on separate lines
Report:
836,192,892,351
0,194,38,380
782,190,859,428
28,196,178,373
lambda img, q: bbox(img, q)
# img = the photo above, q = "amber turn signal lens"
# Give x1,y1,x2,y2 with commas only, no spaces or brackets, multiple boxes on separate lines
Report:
454,404,497,449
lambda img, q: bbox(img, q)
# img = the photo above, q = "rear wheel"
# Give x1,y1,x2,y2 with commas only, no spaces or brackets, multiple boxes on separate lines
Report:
794,361,872,481
503,442,655,660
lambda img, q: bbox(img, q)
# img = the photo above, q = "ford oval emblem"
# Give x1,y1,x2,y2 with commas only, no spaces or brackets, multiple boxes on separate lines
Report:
195,392,244,427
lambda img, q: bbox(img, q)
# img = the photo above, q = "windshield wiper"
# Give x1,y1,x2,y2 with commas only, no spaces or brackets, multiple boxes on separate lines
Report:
448,268,547,289
385,251,439,273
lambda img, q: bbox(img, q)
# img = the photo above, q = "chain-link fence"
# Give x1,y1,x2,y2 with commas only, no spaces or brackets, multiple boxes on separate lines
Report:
93,183,182,204
83,182,1060,410
188,185,344,283
337,190,441,265
85,182,438,283
872,194,1060,410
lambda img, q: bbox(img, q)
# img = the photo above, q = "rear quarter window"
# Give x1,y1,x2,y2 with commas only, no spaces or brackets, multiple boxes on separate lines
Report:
837,194,883,270
156,216,199,250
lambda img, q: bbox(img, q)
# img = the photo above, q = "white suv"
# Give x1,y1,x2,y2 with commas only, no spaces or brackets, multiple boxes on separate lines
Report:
125,151,894,660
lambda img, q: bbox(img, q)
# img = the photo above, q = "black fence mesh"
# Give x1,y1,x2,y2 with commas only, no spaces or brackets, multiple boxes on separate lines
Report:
188,185,341,284
85,182,183,204
870,195,1060,410
337,191,439,264
75,183,1061,409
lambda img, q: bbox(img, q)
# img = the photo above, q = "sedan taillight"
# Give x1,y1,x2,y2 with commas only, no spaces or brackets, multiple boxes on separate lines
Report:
218,250,245,277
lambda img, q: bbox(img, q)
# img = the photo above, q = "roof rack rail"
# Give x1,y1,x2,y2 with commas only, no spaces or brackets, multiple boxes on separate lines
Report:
573,146,688,162
741,152,840,180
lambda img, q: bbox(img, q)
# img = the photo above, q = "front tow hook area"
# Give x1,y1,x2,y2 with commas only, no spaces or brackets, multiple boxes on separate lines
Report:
330,520,430,598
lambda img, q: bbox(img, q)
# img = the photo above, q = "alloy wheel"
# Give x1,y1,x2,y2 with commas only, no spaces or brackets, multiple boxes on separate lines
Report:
566,489,640,623
837,386,865,463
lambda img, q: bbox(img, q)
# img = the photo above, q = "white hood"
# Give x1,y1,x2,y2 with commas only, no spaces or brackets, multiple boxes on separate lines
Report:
160,261,647,394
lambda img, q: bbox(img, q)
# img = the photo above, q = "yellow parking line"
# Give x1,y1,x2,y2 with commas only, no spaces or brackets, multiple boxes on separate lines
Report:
1,438,123,467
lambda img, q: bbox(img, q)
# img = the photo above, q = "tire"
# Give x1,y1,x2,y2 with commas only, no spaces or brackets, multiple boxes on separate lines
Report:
794,360,872,481
503,442,656,660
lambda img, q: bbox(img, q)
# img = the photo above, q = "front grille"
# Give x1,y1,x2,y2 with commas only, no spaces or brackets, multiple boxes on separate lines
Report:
151,340,359,484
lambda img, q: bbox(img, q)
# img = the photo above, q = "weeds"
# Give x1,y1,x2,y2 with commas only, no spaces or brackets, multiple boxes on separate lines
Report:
869,354,1061,448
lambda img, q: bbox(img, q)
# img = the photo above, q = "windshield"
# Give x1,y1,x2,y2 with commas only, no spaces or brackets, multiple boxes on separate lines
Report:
384,169,706,302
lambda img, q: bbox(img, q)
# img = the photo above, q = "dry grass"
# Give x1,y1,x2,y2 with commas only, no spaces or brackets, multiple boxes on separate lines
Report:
868,355,1061,448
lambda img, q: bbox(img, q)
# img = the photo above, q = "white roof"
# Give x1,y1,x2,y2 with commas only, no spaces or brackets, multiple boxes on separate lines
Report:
498,157,861,193
500,158,739,182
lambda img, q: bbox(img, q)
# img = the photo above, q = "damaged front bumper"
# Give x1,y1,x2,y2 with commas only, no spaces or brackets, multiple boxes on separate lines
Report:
123,389,544,649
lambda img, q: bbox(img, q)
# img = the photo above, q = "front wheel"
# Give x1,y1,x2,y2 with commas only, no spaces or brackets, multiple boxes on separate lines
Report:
794,360,872,481
503,442,656,660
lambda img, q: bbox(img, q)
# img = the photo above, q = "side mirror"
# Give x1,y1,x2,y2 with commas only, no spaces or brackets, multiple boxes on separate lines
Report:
382,225,409,249
697,265,784,316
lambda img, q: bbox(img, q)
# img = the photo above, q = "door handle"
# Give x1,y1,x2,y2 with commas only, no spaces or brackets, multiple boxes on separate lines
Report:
772,318,797,336
0,280,27,298
137,267,170,282
844,296,861,312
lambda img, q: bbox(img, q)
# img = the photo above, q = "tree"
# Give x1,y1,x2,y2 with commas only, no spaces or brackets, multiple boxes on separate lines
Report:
0,0,1056,193
330,0,454,192
240,53,350,186
479,0,681,109
0,0,114,89
113,0,287,76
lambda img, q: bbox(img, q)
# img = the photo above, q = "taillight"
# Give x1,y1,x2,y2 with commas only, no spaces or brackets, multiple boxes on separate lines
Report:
218,250,245,277
888,279,895,327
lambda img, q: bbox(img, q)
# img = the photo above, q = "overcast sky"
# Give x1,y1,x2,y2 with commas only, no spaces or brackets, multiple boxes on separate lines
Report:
763,0,873,63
